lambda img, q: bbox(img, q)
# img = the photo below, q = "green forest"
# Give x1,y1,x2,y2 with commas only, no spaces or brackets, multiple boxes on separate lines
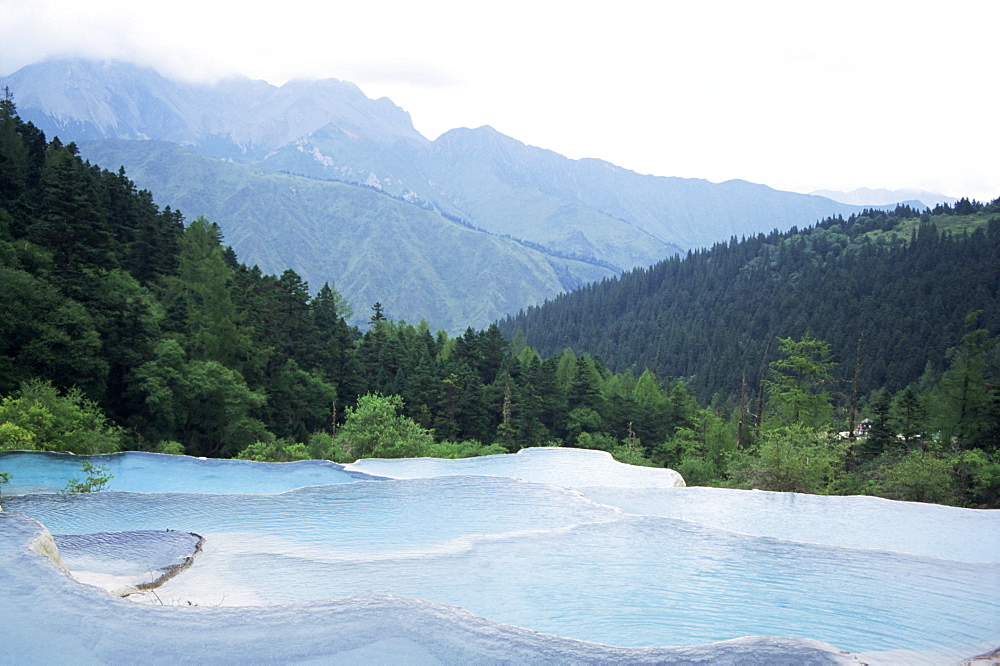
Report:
500,202,1000,401
1,99,998,507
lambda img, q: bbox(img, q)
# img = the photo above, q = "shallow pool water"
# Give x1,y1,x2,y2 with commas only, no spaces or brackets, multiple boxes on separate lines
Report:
579,485,1000,563
0,450,376,494
2,448,998,663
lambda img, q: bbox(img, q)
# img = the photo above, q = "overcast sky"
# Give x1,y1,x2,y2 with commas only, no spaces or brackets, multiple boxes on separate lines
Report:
2,0,996,201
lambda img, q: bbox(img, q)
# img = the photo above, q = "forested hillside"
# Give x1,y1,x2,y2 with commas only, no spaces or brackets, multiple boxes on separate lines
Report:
0,98,656,462
500,203,1000,402
2,101,997,508
3,59,878,331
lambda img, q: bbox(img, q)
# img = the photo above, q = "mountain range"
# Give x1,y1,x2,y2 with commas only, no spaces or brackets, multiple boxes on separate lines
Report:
811,187,957,210
3,59,883,331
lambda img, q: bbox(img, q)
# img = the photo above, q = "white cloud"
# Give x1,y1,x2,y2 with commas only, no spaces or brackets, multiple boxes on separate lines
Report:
1,0,996,200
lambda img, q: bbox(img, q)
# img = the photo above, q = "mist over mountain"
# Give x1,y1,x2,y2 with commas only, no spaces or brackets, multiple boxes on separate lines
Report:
2,58,874,330
2,59,423,151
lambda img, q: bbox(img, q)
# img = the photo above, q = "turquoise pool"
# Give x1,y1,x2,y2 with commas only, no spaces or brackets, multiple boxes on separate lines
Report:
2,448,997,663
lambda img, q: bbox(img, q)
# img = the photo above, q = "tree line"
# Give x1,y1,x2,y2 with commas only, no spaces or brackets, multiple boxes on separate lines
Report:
1,97,996,506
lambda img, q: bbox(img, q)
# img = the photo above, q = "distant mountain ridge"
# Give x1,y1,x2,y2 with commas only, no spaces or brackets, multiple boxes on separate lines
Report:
2,59,423,150
810,187,957,210
2,58,877,331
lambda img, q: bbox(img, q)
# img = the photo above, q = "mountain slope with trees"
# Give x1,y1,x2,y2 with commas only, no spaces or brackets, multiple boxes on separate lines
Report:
77,139,614,332
3,58,876,331
499,203,1000,403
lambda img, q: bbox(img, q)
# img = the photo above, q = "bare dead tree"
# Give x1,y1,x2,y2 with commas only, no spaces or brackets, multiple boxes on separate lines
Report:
755,336,773,438
737,371,747,451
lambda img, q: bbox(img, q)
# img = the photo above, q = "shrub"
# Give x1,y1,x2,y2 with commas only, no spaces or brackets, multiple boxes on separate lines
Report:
63,460,113,493
728,425,843,494
0,379,122,454
334,393,434,460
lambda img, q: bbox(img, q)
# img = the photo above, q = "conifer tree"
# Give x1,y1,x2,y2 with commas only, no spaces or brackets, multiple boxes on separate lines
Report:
32,141,112,278
935,312,997,447
163,216,251,369
765,335,836,428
